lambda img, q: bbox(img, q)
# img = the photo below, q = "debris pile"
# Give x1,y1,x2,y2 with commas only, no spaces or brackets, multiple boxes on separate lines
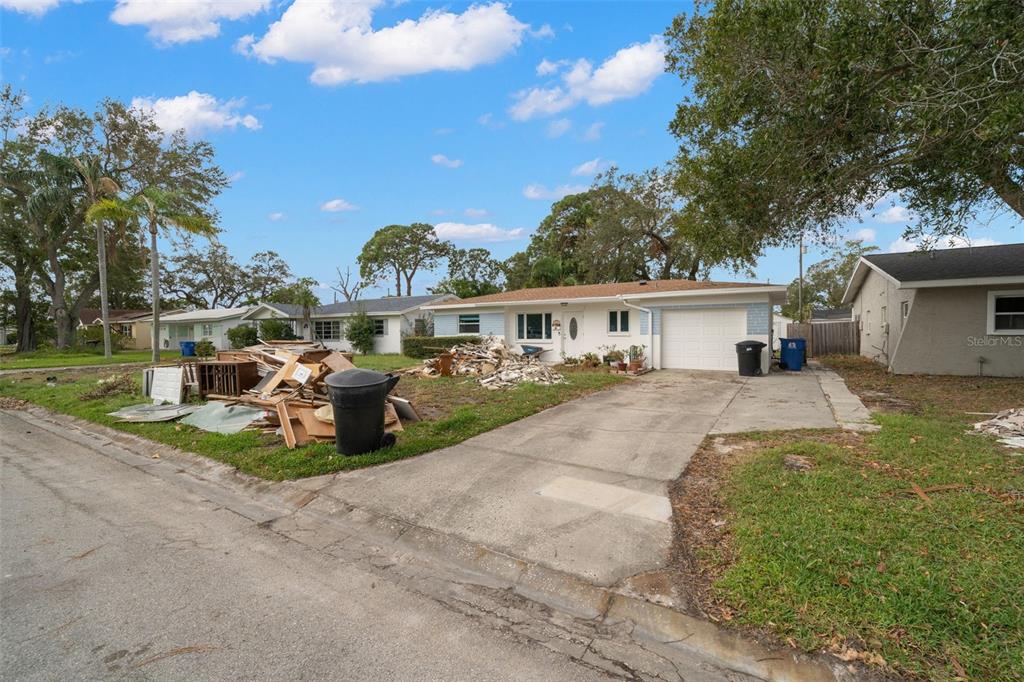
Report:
80,373,136,401
973,408,1024,449
117,341,414,449
406,336,565,389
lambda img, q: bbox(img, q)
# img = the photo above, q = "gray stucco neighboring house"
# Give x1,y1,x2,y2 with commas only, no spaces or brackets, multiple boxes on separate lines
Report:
842,243,1024,377
242,294,457,354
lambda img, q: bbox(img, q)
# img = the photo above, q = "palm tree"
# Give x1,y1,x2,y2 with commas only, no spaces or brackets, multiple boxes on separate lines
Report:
69,156,119,358
87,187,214,363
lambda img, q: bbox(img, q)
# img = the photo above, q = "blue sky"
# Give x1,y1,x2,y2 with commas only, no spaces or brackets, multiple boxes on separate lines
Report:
2,0,1019,301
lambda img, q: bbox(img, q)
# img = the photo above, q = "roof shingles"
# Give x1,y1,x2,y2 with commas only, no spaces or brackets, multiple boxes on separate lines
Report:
864,243,1024,282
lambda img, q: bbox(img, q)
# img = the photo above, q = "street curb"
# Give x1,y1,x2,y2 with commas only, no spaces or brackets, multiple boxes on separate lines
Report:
5,405,843,682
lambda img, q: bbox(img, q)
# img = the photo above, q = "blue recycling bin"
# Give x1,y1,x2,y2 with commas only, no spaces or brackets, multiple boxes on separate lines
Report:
779,338,806,371
179,340,197,357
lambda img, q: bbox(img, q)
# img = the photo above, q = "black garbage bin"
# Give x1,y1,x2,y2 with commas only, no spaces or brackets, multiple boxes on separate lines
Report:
325,368,400,455
735,340,767,377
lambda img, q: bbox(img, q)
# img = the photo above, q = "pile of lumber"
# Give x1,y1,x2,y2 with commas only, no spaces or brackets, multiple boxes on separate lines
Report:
406,336,565,389
198,341,411,449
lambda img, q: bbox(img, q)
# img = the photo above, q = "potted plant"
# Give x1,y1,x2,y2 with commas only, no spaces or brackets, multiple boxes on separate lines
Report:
605,348,626,371
627,344,646,373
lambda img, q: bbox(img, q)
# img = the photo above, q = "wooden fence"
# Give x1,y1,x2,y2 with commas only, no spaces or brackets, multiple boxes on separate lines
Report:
785,321,859,357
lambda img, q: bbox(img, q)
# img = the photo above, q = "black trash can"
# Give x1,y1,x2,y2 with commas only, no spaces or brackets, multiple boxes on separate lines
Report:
325,368,400,455
735,340,767,377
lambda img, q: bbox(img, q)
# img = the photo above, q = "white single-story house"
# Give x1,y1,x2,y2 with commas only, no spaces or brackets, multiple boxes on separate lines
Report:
242,295,457,354
141,307,254,351
842,243,1024,377
425,280,787,371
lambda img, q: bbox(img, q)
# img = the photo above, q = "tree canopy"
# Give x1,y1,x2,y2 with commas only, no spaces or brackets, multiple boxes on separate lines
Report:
780,239,878,320
504,167,758,289
431,247,504,298
358,223,451,296
666,0,1024,245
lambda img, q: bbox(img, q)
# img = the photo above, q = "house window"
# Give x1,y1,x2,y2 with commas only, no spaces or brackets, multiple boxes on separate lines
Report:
989,291,1024,334
201,323,214,338
373,319,387,336
900,301,910,329
516,312,552,340
118,324,133,337
313,320,341,341
458,314,480,334
608,310,630,334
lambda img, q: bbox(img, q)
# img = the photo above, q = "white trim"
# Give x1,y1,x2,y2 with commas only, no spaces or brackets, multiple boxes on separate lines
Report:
514,311,554,342
900,275,1024,289
987,289,1024,336
425,285,787,311
842,257,902,304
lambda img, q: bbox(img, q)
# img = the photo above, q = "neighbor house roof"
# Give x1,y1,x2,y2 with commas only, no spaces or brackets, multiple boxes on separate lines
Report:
428,279,782,309
78,308,150,325
811,306,853,321
843,243,1024,303
244,294,457,320
145,307,253,323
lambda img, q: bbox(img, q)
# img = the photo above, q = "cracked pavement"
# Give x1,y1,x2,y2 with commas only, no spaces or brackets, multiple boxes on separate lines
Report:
0,409,753,681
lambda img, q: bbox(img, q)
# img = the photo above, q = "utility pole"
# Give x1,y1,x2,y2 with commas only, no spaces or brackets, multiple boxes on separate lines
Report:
797,234,805,323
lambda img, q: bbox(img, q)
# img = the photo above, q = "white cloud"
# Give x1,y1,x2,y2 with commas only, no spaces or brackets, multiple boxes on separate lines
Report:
546,118,572,138
431,153,463,169
535,58,567,76
240,0,528,86
267,211,285,221
130,91,260,136
43,49,79,64
320,198,358,212
877,205,913,224
111,0,268,45
530,23,554,39
522,183,587,201
464,208,488,218
434,222,525,242
570,157,609,176
510,36,666,120
888,235,1001,253
582,121,604,141
434,127,455,136
853,227,876,242
228,170,245,183
0,0,64,16
477,112,504,129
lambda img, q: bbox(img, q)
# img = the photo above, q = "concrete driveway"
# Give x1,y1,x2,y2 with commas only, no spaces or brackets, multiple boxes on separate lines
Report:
320,369,841,589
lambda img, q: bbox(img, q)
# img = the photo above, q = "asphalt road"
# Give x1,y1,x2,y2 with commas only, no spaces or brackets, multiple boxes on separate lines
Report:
0,410,610,681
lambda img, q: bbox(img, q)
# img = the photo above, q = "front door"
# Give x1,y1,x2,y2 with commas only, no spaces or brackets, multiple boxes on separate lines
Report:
561,309,585,358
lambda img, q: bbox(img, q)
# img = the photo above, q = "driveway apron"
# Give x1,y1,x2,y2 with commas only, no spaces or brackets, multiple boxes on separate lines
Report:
320,369,839,586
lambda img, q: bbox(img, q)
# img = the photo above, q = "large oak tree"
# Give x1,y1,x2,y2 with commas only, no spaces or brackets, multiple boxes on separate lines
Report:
666,0,1024,244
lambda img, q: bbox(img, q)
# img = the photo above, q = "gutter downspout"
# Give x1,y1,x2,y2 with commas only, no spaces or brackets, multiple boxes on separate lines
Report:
619,296,655,370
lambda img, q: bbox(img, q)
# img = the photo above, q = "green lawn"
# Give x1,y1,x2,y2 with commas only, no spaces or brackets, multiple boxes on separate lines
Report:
350,354,418,372
0,348,181,370
0,365,623,480
686,357,1024,679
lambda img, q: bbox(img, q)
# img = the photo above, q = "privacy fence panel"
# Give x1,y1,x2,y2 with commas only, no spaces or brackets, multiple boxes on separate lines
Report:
785,321,859,357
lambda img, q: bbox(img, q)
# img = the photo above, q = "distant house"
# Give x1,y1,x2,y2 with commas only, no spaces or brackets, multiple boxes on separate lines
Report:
135,307,253,351
842,243,1024,377
242,295,457,354
809,307,854,322
77,308,152,350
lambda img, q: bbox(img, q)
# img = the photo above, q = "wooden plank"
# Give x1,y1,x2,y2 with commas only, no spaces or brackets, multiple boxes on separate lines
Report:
321,352,356,373
277,401,297,449
295,407,335,438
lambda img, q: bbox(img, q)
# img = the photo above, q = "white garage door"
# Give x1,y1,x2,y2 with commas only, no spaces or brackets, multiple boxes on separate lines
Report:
661,308,746,370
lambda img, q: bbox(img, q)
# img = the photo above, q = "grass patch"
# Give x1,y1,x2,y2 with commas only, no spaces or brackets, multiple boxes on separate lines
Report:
0,366,623,481
682,359,1024,679
0,348,181,370
348,354,418,373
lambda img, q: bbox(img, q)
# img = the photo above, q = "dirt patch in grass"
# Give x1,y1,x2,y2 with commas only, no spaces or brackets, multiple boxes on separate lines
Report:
820,355,1023,416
